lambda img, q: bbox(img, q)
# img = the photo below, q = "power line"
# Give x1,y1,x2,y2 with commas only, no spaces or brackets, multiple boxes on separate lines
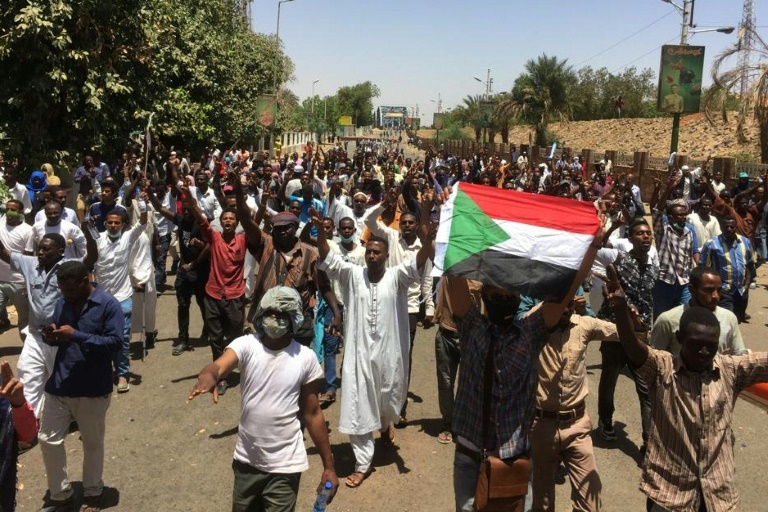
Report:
614,35,680,71
574,11,674,67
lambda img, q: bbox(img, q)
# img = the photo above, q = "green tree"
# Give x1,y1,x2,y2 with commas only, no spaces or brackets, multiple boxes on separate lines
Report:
336,81,380,127
0,0,293,169
511,54,576,146
570,66,657,120
453,95,484,142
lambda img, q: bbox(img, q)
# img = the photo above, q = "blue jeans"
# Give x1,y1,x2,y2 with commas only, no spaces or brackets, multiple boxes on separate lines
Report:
113,297,132,377
653,280,691,319
322,306,341,393
453,448,533,512
155,233,171,287
453,448,479,512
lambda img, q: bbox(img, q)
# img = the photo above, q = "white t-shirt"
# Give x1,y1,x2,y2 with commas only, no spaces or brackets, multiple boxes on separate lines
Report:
29,219,87,261
0,218,33,284
228,334,323,473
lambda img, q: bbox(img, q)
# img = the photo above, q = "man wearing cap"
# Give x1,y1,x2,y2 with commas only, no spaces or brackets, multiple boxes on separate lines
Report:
731,171,752,197
246,187,340,348
189,286,339,511
283,163,306,201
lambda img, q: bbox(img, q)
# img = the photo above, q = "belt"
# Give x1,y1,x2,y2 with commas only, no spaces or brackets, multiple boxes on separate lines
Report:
535,401,586,423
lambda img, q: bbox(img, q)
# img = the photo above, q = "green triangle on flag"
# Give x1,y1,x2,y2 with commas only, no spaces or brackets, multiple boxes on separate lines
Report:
444,188,511,270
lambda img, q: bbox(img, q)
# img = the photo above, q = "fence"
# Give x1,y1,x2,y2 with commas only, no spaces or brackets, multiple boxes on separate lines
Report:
412,134,768,200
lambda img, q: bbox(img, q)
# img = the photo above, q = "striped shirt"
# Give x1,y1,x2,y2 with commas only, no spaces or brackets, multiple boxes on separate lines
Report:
701,234,756,295
652,210,699,285
638,349,768,511
453,304,547,459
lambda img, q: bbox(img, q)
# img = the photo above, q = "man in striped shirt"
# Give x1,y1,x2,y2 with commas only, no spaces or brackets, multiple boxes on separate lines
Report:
607,266,768,512
701,215,756,323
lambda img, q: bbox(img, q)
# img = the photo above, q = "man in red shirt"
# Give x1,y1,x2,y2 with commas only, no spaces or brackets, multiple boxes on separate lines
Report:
183,178,249,397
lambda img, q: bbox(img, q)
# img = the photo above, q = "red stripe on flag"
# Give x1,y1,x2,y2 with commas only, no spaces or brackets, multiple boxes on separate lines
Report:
457,183,600,236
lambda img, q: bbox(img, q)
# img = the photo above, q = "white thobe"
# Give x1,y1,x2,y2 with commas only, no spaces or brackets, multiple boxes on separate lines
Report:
319,251,422,435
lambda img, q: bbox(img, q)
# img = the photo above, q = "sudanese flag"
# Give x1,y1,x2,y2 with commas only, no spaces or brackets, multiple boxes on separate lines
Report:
433,183,601,302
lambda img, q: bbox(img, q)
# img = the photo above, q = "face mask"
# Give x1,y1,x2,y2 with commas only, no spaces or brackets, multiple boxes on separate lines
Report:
5,210,22,223
262,316,290,339
340,233,355,244
673,222,686,231
107,230,121,240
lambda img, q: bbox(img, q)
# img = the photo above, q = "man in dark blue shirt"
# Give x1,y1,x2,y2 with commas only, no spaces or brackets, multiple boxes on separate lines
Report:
37,260,123,512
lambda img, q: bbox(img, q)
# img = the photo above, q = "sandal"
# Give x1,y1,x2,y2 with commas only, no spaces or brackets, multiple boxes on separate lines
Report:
318,391,336,404
379,426,395,447
394,414,407,429
345,470,371,488
117,377,130,393
438,431,453,444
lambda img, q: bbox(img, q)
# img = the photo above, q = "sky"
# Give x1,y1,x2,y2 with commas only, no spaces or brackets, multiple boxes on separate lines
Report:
250,0,767,123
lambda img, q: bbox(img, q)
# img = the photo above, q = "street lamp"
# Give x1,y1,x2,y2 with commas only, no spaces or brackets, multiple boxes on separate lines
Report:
274,0,296,91
660,0,734,153
473,69,493,144
311,79,320,139
311,79,320,115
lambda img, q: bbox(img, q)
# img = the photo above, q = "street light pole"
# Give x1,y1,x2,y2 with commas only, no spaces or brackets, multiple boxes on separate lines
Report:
473,69,493,145
275,0,295,93
311,78,319,139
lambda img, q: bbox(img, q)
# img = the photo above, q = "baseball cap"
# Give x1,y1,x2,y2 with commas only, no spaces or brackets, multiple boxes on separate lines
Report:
271,212,300,227
739,171,749,178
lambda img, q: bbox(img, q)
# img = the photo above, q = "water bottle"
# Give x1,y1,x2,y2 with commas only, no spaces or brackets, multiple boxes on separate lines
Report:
312,481,333,512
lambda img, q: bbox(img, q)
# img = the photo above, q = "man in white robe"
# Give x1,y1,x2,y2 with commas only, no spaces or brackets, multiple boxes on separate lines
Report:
311,192,434,488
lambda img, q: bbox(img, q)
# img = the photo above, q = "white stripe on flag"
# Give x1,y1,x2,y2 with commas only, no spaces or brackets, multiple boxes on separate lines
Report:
490,219,593,270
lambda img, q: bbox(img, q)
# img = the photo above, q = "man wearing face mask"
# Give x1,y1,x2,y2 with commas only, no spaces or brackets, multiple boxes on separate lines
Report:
652,199,700,318
84,206,149,393
189,287,339,511
29,201,87,260
445,192,603,512
0,200,33,333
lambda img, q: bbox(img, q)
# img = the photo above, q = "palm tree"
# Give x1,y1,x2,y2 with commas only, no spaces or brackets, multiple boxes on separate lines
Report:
703,26,768,163
493,92,515,143
510,54,576,146
454,95,484,141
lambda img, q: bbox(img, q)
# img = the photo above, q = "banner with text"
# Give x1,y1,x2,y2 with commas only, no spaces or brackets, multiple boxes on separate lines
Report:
657,45,705,114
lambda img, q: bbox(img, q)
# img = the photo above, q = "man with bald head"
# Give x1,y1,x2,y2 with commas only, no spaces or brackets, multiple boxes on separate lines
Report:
29,201,87,260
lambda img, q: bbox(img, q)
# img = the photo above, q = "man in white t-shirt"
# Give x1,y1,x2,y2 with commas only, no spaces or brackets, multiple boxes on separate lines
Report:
189,286,338,510
0,200,33,334
29,202,87,260
687,196,721,252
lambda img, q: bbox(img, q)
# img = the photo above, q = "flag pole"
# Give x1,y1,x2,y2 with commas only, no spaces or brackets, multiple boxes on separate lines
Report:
142,112,155,178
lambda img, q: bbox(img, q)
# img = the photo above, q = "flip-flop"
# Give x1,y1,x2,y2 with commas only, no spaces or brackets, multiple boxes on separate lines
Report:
438,431,453,444
345,470,371,488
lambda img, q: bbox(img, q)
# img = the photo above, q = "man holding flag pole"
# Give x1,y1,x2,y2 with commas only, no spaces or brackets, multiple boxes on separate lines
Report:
431,183,605,511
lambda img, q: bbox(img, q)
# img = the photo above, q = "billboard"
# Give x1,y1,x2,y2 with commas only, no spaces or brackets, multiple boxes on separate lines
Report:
255,95,277,128
433,113,444,130
657,45,705,114
338,116,353,126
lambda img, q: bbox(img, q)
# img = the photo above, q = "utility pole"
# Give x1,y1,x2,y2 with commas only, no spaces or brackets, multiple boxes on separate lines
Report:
669,0,691,154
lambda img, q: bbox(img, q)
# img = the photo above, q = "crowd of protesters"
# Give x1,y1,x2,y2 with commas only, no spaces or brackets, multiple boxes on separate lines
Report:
1,131,768,512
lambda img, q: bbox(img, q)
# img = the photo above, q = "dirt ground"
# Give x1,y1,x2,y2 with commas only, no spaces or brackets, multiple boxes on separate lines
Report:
4,265,768,511
4,144,768,511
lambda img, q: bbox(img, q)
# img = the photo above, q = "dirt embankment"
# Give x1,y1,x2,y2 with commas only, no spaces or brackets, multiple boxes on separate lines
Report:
418,112,761,160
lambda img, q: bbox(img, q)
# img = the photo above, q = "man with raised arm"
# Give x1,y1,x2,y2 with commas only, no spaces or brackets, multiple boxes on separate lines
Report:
310,189,434,489
607,264,768,512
